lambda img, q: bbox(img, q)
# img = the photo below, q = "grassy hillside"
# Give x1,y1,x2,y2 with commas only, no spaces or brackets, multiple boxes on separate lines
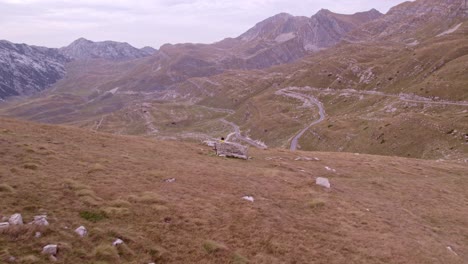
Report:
1,118,467,263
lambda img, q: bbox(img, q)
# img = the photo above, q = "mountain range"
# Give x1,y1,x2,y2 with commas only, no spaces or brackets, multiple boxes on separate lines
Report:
0,0,467,160
1,1,468,262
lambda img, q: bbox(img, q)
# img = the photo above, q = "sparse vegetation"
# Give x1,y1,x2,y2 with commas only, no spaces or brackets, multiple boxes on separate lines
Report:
203,240,227,254
232,252,249,264
93,244,120,262
79,211,108,223
22,163,39,170
0,184,15,193
0,117,466,263
308,199,326,209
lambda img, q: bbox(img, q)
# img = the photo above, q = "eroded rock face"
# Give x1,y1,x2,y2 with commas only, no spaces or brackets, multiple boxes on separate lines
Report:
351,0,464,42
0,40,69,100
215,142,249,160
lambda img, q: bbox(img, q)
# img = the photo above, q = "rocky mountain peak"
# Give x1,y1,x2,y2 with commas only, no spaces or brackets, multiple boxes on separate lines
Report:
351,0,465,42
0,40,69,100
59,38,153,61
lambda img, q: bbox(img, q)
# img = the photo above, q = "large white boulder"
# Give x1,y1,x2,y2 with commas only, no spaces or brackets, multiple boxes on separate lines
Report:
42,244,58,255
75,226,87,237
31,215,49,226
9,213,23,225
316,177,331,188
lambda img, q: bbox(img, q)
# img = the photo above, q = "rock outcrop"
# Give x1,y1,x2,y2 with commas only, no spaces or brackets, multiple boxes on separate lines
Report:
0,40,69,100
215,142,249,160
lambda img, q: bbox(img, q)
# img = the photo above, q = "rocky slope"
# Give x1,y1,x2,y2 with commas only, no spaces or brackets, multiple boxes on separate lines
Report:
0,40,69,100
349,0,466,42
59,38,155,61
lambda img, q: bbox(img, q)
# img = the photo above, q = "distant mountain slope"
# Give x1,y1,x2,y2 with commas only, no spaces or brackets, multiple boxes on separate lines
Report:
350,0,465,42
59,38,155,61
0,40,69,100
160,8,383,72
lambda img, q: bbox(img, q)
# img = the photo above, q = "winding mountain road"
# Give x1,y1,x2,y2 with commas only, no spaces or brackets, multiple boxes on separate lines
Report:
276,88,327,151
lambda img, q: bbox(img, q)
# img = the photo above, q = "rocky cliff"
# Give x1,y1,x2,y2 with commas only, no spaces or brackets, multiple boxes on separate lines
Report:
0,40,69,100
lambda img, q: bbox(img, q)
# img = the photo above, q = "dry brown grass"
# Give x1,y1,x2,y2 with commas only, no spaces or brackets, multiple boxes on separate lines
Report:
0,117,467,263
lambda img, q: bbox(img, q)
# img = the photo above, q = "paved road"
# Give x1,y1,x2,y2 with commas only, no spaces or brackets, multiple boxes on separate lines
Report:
275,88,326,151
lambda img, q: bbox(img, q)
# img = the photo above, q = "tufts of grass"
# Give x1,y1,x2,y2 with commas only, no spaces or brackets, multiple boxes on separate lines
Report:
19,255,40,263
308,199,326,209
109,199,131,208
102,207,131,217
203,240,227,254
0,225,46,240
88,163,106,174
128,192,165,205
93,244,120,262
23,163,39,170
76,189,97,197
64,179,89,191
147,245,168,262
79,211,108,223
0,184,15,193
116,243,135,259
145,170,165,179
232,252,249,264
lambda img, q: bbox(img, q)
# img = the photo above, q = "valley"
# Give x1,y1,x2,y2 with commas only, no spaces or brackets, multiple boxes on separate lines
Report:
0,0,467,263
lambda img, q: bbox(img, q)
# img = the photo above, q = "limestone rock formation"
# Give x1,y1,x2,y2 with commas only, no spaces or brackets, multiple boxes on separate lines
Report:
0,40,68,100
215,142,249,160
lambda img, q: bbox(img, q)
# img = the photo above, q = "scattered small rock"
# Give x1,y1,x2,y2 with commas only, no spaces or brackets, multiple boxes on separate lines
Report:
325,166,337,173
242,196,254,202
0,222,10,229
42,244,58,255
75,226,87,237
113,238,124,246
295,157,320,161
164,178,176,183
9,213,23,225
316,177,331,189
8,256,16,263
31,215,49,226
447,246,458,256
35,232,42,238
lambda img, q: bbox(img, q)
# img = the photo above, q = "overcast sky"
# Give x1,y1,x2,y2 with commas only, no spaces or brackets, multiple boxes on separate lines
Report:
0,0,410,49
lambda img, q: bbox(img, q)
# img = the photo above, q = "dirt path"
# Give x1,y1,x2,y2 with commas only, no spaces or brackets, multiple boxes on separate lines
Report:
221,119,267,149
140,103,158,135
275,87,327,151
296,86,468,107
